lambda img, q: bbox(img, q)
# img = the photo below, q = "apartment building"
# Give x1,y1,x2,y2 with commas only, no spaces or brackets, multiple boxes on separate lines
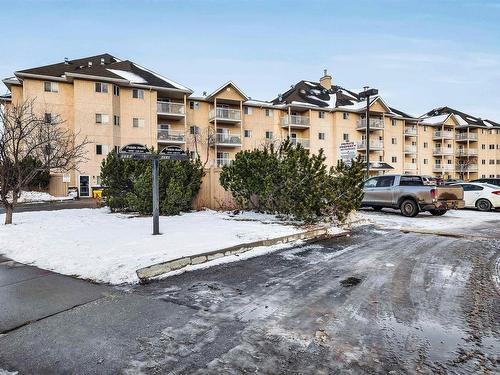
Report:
2,54,500,197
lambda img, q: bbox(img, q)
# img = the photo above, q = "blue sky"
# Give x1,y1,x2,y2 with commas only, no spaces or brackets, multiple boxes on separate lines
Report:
1,0,500,119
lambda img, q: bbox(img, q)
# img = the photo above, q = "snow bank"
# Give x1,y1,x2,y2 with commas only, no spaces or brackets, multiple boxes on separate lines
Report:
0,208,307,284
356,208,496,231
15,191,73,203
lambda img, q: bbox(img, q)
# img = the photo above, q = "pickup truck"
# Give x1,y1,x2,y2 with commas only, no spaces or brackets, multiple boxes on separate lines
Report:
362,174,465,217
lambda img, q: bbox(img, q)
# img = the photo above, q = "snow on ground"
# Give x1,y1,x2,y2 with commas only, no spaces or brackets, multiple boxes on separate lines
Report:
0,208,311,285
356,208,498,231
16,191,73,203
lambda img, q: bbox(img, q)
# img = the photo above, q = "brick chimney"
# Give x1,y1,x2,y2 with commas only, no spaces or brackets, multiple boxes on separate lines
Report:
319,69,332,89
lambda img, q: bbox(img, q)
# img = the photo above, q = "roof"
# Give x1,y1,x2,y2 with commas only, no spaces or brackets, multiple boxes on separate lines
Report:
389,107,416,119
422,106,500,128
418,113,452,125
14,53,191,93
367,162,394,170
206,81,248,101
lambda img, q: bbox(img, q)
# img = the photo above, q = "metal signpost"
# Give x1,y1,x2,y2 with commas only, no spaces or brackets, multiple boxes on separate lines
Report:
118,144,188,235
358,87,378,178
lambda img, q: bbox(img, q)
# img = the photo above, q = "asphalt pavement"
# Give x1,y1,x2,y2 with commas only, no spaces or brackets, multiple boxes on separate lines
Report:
0,218,498,374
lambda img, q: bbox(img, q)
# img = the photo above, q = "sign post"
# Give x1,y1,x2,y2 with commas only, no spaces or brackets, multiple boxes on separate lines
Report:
118,144,188,235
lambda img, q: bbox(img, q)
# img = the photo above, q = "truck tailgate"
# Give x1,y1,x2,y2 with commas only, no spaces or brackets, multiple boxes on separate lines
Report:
435,186,464,201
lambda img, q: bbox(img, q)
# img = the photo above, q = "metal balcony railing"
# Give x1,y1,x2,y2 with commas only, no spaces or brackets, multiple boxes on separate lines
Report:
433,148,454,156
433,164,454,172
209,108,241,121
216,158,233,167
456,164,478,172
157,129,185,143
455,133,479,141
157,101,185,115
290,138,310,148
356,118,384,130
357,140,384,150
456,148,478,156
404,163,417,170
433,130,454,139
280,115,310,127
404,127,417,136
404,146,417,154
215,133,242,145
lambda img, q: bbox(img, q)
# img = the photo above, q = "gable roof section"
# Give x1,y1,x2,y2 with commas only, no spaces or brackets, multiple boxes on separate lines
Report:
206,81,248,101
14,53,192,93
423,106,500,128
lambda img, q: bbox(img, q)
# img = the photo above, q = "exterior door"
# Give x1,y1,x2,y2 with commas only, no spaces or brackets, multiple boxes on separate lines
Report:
79,176,90,197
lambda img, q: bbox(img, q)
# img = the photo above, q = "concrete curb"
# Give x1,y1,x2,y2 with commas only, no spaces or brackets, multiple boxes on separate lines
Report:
136,227,336,282
399,227,492,240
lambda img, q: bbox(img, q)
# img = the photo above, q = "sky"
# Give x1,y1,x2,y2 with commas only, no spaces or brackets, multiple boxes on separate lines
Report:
1,0,500,119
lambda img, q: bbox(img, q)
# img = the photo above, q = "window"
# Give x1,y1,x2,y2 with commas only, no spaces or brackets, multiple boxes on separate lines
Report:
318,132,325,140
132,88,144,99
95,82,108,93
461,184,484,192
319,111,325,119
447,159,452,164
489,144,495,149
264,108,273,117
343,112,349,120
96,144,102,155
489,159,495,165
244,130,252,138
44,81,58,93
400,176,424,186
379,156,384,162
132,118,144,128
114,145,120,154
391,138,397,145
113,85,120,96
391,156,397,163
343,133,349,142
189,151,199,160
189,125,199,135
392,119,397,127
376,176,395,188
423,126,427,132
363,178,378,188
244,106,252,115
44,113,53,124
423,142,428,148
482,144,486,149
424,159,428,164
265,131,273,139
113,115,120,126
96,114,109,124
189,101,200,110
481,159,486,165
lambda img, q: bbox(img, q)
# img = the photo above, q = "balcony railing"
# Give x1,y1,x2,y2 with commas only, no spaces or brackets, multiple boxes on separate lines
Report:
433,164,455,172
404,146,417,154
433,148,454,156
215,133,242,146
280,115,310,127
456,148,478,157
157,101,185,116
209,108,241,122
157,129,185,143
456,164,478,172
357,140,384,150
404,127,417,136
216,158,233,167
290,138,310,148
433,130,454,140
404,163,417,170
455,133,479,141
356,118,384,130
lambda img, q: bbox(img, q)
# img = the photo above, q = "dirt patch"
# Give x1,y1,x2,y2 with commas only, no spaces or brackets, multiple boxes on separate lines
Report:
340,276,361,287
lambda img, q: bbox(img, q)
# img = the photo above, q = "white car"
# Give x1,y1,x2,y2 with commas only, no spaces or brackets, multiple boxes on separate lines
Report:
451,183,500,211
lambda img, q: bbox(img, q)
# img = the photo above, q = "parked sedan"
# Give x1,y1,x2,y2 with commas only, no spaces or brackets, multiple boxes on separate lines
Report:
471,178,500,187
450,183,500,211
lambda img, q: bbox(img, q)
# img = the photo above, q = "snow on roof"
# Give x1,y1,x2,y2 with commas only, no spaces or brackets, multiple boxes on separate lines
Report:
244,99,275,107
419,113,449,125
107,69,147,84
453,114,469,126
132,63,191,92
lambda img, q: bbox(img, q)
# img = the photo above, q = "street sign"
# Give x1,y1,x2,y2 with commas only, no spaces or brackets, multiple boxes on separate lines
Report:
119,144,152,160
159,146,189,161
339,141,357,163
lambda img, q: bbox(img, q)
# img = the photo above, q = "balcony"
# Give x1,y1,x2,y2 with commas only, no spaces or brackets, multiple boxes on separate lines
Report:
455,133,479,142
433,130,454,140
280,115,310,129
290,138,310,148
214,132,242,147
157,101,185,119
209,108,242,124
432,164,455,172
356,118,384,131
216,158,233,167
404,163,417,170
357,140,384,151
404,127,417,136
456,148,478,157
456,164,478,172
404,145,417,154
433,148,454,156
157,128,185,144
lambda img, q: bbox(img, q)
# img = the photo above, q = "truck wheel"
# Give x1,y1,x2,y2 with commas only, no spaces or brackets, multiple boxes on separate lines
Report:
400,199,419,217
429,209,447,216
372,206,383,211
476,199,492,212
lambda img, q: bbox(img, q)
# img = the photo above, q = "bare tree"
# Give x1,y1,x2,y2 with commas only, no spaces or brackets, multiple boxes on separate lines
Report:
456,156,475,180
187,126,215,167
0,99,89,224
